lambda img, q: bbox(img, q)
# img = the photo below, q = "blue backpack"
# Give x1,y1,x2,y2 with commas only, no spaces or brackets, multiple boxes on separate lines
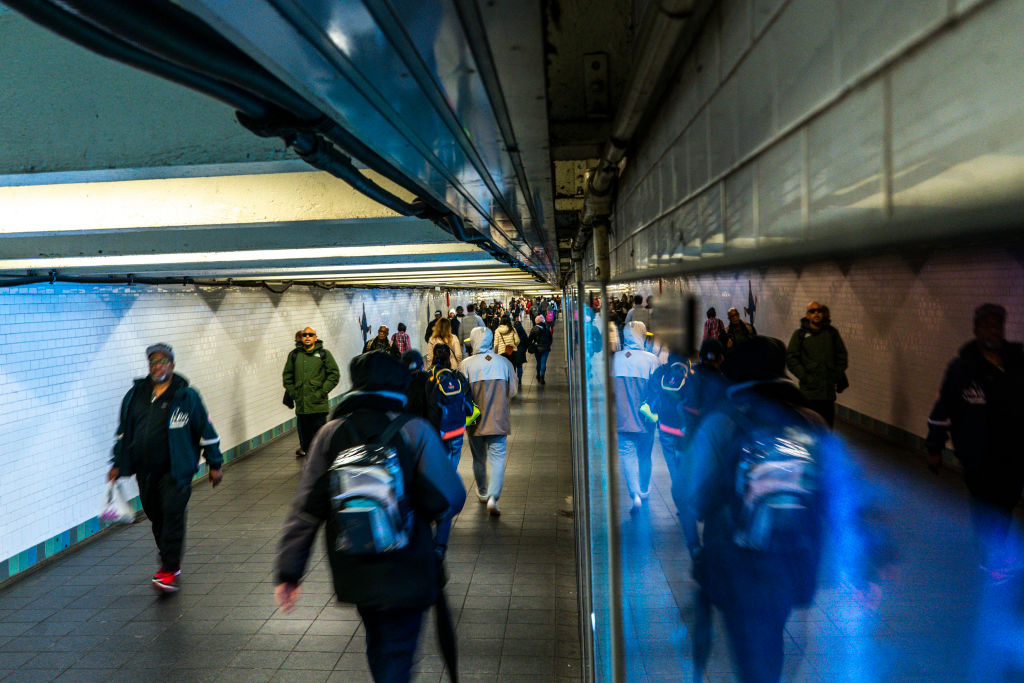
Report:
429,368,473,440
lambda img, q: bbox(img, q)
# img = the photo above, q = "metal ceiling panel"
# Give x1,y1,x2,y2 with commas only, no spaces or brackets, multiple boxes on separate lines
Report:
177,0,556,281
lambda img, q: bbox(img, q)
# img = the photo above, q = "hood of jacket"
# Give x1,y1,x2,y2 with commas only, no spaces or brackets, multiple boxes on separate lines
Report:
496,324,513,335
958,339,1024,364
623,321,647,350
134,372,189,396
470,326,493,354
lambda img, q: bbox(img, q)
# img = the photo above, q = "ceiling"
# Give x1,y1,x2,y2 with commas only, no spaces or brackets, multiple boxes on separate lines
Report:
0,0,634,291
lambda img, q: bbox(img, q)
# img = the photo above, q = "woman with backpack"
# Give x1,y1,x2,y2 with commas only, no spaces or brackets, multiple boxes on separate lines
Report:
426,317,462,370
528,315,554,385
425,344,476,555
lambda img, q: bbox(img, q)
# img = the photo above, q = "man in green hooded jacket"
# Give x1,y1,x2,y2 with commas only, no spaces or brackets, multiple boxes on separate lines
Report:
283,327,340,456
786,301,848,427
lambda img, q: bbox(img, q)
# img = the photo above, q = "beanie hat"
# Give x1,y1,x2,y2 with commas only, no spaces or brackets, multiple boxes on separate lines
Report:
349,351,411,393
974,303,1006,326
721,336,786,382
401,349,424,372
146,343,174,360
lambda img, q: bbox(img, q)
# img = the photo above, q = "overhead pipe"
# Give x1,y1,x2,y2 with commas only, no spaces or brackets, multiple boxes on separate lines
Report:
574,0,699,254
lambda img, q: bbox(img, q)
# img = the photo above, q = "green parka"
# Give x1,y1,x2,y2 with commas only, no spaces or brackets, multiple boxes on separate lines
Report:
785,319,848,401
283,341,340,415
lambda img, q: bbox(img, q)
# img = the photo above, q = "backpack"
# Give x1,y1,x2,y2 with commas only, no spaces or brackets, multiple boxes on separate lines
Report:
655,362,690,437
545,309,555,323
428,368,473,440
729,406,821,553
327,414,414,555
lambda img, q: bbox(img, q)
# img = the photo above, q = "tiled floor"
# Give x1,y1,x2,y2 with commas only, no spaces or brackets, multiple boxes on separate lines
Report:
0,336,579,683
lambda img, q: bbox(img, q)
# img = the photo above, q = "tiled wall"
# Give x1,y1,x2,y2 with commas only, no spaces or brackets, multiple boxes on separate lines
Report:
0,283,514,577
627,244,1024,446
610,0,1024,274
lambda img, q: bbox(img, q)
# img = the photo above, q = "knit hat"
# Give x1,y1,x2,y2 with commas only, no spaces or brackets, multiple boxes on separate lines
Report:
145,343,174,360
349,351,411,392
721,336,786,382
974,303,1006,326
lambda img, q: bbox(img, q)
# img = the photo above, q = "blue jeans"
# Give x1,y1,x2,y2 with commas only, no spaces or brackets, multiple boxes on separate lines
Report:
618,430,654,498
469,434,507,500
536,351,550,376
357,605,425,683
434,434,463,551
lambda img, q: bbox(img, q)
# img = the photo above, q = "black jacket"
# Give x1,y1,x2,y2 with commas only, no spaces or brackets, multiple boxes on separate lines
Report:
927,340,1024,476
276,392,466,610
528,324,553,354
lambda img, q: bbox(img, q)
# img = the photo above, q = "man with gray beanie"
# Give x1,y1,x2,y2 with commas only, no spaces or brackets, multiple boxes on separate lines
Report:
927,303,1024,583
108,343,222,593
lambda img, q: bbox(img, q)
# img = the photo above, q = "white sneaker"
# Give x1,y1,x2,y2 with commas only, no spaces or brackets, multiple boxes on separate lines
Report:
477,491,489,503
487,497,501,517
639,490,650,500
630,495,642,513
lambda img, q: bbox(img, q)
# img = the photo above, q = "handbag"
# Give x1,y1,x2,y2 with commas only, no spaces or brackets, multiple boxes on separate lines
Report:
283,390,295,409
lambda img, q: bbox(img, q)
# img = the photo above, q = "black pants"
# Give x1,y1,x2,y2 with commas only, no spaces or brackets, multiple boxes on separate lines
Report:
721,602,790,683
804,399,835,428
356,605,425,683
137,472,191,571
296,412,327,453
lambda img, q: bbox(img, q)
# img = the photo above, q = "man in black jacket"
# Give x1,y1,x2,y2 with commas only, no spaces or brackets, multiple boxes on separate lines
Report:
275,352,466,682
927,303,1024,581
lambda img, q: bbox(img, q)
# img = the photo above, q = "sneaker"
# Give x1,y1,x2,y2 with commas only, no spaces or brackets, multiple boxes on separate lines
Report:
152,569,181,593
477,491,489,503
639,490,650,500
295,448,306,458
487,497,501,517
630,495,642,513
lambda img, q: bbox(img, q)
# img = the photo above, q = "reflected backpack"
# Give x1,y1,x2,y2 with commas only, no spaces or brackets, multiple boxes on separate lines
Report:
327,414,414,555
655,361,690,438
730,406,821,553
428,368,474,440
545,309,555,322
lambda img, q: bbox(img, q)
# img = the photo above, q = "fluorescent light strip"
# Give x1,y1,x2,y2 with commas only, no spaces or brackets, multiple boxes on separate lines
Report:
0,243,483,269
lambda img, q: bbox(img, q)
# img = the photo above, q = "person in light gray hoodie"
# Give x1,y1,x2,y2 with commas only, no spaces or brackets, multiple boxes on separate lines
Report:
613,321,664,512
459,326,518,516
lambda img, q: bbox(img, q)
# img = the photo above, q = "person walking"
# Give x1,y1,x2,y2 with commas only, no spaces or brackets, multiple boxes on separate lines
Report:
462,304,486,355
426,317,463,370
725,307,757,350
494,313,519,362
612,322,663,511
528,315,554,385
284,327,341,457
702,307,727,343
391,322,412,356
424,310,443,343
927,303,1024,582
459,326,518,516
275,352,466,683
364,325,400,357
785,301,848,427
108,343,223,593
512,312,529,385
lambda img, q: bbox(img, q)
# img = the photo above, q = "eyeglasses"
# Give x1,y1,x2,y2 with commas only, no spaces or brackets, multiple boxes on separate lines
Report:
301,332,316,337
807,308,824,314
148,358,171,366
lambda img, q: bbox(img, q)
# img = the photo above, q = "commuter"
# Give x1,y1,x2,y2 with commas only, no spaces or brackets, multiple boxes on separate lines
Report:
702,307,727,343
927,303,1024,582
785,301,848,427
424,310,443,343
624,294,652,329
528,314,554,385
675,336,826,683
391,322,412,356
402,349,429,419
725,307,756,350
364,325,400,357
494,314,519,362
512,312,529,384
275,351,466,683
613,321,663,512
108,343,223,593
447,308,460,340
426,317,463,370
426,344,477,555
462,304,486,354
284,327,342,457
459,326,518,516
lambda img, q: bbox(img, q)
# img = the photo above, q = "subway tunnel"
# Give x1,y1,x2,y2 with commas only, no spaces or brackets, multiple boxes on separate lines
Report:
1,0,1023,681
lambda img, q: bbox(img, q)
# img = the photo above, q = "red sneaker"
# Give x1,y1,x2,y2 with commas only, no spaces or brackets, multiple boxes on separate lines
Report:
152,569,181,593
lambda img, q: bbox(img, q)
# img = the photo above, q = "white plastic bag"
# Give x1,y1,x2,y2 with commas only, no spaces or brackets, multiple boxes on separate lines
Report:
99,481,134,524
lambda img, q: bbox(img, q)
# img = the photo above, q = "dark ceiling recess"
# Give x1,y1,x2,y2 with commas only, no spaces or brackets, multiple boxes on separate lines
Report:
543,0,634,280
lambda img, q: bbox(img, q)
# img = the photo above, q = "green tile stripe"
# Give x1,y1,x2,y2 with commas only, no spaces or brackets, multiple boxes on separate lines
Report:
0,407,320,585
836,404,956,465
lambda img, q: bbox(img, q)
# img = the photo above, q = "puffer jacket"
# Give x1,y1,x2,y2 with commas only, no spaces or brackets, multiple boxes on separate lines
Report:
459,327,518,436
494,325,519,356
283,341,341,414
612,322,663,433
785,319,848,401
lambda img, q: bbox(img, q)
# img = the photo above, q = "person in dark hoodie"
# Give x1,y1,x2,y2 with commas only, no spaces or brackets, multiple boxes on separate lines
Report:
927,303,1024,582
108,343,222,594
275,352,466,683
785,301,848,427
528,315,554,385
401,349,429,419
